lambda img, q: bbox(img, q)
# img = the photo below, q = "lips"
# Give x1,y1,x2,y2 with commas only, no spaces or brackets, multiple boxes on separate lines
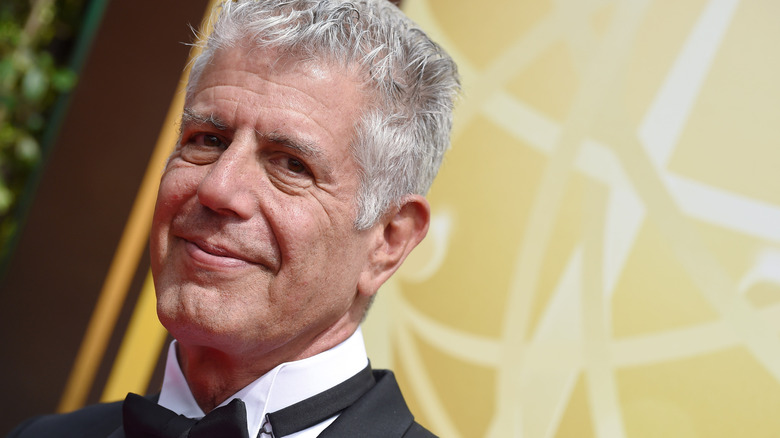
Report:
168,210,280,272
183,238,255,268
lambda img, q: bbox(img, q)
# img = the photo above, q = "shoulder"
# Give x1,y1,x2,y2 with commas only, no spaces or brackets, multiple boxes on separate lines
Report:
320,368,438,437
7,401,124,438
371,369,437,437
404,422,438,438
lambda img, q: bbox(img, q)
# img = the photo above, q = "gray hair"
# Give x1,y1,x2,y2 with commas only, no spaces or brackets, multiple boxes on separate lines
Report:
187,0,460,229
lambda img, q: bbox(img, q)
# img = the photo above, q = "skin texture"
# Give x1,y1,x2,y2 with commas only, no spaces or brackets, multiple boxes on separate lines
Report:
149,45,430,411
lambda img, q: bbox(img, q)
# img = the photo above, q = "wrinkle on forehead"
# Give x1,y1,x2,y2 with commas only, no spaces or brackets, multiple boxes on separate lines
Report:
215,44,369,110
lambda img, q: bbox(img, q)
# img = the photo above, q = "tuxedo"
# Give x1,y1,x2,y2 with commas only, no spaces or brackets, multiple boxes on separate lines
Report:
7,369,436,438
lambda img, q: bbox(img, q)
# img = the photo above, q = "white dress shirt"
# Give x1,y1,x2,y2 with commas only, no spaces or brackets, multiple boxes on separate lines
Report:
157,328,369,438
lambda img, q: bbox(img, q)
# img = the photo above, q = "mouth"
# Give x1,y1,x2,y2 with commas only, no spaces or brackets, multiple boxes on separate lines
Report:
183,238,256,269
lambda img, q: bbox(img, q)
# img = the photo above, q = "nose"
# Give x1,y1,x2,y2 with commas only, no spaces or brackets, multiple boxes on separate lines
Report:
196,138,259,219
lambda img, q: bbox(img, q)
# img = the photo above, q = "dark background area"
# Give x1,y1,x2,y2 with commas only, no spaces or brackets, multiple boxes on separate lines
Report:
0,0,209,433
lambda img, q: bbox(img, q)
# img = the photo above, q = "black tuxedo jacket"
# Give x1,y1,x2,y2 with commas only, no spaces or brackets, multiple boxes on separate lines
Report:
8,369,436,438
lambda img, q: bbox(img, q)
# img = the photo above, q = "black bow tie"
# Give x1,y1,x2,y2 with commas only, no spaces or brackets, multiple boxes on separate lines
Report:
122,364,375,438
122,394,249,438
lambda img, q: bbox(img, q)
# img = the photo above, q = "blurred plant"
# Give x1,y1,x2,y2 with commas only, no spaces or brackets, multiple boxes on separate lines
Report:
0,0,85,250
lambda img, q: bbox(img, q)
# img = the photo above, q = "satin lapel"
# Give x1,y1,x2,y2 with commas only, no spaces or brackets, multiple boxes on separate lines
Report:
107,427,125,438
317,370,414,438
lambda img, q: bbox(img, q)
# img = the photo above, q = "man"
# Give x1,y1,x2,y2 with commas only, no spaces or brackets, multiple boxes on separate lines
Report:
9,0,458,436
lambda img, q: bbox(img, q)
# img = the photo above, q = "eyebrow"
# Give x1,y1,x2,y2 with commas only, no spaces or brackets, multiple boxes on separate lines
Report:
181,109,319,159
267,131,334,179
266,131,321,159
180,108,335,179
180,108,229,131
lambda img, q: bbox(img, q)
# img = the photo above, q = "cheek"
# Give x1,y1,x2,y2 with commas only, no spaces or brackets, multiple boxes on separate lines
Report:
267,209,341,286
151,169,201,254
161,167,201,201
260,195,322,257
282,220,367,293
154,168,204,217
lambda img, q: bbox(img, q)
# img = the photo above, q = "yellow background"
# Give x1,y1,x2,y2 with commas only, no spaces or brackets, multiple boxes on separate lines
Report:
66,1,780,437
364,0,780,437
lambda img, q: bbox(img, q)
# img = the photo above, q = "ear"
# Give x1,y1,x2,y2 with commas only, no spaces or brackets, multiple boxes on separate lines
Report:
357,195,430,297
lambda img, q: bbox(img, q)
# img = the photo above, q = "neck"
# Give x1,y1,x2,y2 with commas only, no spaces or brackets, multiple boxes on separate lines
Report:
175,318,360,413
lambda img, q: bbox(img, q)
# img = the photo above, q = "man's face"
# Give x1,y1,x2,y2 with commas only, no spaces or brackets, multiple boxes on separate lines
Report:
150,45,375,360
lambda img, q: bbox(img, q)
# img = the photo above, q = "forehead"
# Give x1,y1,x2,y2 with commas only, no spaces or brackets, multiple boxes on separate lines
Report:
189,46,366,118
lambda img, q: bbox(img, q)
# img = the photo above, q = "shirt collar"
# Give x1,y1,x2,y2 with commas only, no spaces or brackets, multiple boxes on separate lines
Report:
157,328,368,438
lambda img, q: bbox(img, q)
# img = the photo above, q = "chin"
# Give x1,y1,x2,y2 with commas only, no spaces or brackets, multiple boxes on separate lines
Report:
158,302,255,351
161,313,234,349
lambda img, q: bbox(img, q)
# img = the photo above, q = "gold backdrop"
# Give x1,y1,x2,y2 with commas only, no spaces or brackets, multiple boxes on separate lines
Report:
363,0,780,437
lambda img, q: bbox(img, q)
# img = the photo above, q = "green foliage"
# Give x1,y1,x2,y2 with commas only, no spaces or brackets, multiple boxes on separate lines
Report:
0,0,84,249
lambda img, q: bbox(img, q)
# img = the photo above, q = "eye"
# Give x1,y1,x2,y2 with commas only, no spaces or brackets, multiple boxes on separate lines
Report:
194,133,226,148
268,154,313,182
179,133,228,164
286,157,307,174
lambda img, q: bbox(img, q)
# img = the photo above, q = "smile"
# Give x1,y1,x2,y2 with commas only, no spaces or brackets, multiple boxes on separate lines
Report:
183,238,254,269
